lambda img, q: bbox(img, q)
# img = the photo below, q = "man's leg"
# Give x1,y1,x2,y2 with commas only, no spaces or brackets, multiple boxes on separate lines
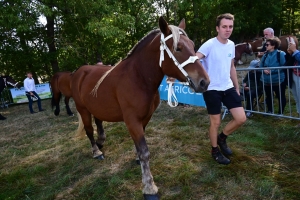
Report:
223,107,247,135
209,114,221,147
203,91,230,165
291,73,300,115
32,91,44,111
209,114,231,165
219,88,246,157
26,93,34,113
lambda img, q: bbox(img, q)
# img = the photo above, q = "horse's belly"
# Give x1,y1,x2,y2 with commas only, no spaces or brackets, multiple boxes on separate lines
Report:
83,93,123,122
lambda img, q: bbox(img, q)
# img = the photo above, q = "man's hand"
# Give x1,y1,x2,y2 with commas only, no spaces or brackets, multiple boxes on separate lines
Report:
30,92,33,96
236,88,240,96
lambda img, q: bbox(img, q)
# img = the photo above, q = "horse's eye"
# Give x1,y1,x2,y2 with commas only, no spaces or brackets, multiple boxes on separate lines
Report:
176,47,181,52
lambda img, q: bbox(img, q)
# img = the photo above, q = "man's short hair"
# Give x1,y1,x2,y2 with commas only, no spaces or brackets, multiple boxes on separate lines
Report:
216,13,234,27
266,37,281,49
26,72,32,74
264,28,274,34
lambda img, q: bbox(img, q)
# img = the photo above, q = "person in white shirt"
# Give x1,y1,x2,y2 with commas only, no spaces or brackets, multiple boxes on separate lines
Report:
196,13,246,165
24,72,44,114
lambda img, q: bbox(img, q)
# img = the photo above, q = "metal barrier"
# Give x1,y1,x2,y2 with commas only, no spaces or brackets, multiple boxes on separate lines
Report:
0,88,14,109
232,65,300,120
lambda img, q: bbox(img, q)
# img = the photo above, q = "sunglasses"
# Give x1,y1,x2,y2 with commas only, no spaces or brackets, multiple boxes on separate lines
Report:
265,43,271,47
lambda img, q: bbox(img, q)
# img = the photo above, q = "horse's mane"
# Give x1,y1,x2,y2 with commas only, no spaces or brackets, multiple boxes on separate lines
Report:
90,25,188,96
235,43,247,47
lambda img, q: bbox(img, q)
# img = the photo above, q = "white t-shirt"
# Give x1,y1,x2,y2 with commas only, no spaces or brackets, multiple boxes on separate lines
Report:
24,77,37,92
198,37,235,91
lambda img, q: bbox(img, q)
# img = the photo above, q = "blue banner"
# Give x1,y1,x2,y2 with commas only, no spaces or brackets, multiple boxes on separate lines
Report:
159,76,206,107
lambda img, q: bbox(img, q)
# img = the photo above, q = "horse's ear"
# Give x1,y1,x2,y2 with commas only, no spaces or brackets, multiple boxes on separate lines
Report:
159,16,170,35
178,18,186,30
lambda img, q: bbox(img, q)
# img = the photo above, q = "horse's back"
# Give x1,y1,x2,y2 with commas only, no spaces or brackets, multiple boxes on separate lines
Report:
51,71,73,97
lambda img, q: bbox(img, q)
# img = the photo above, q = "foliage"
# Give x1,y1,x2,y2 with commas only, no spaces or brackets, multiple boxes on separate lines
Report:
0,0,299,82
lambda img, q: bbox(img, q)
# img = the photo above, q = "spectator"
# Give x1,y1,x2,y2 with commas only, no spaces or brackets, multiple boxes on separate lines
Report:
24,72,45,114
242,60,263,117
258,27,277,57
287,42,300,116
196,13,246,165
259,38,286,115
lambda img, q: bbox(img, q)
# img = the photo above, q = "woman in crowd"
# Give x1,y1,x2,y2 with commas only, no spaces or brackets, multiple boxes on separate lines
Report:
259,37,286,115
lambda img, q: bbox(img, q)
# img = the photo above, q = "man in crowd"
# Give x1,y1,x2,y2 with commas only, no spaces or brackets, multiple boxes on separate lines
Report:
24,72,45,114
196,13,246,165
288,42,300,119
258,28,276,57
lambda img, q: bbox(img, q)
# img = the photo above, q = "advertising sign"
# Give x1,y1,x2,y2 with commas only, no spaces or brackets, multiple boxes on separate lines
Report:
159,76,206,107
10,83,52,103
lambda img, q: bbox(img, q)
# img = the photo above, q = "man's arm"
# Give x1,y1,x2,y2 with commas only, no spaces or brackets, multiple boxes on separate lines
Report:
23,79,30,92
230,59,240,95
196,52,205,60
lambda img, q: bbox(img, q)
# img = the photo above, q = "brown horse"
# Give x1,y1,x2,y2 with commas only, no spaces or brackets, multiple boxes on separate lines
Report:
249,35,299,54
234,42,253,65
50,71,74,116
71,17,209,199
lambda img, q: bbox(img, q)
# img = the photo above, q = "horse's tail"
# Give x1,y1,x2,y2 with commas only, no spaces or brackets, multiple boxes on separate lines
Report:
76,112,86,138
50,74,62,111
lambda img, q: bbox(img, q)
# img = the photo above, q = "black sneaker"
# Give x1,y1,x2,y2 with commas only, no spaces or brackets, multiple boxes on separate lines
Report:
212,150,231,165
31,111,37,114
217,135,233,156
39,109,45,112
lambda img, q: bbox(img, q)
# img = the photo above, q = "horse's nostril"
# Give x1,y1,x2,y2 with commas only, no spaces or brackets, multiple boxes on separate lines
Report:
200,79,206,88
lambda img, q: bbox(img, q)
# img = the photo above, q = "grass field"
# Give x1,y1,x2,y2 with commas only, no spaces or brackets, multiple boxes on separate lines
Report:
1,98,300,200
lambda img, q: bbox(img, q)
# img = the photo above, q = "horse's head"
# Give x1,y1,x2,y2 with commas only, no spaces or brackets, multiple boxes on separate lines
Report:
158,17,209,93
1,75,20,88
245,42,253,55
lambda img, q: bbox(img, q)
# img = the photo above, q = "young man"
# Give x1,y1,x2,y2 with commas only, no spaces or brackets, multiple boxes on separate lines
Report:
196,13,246,165
24,72,45,114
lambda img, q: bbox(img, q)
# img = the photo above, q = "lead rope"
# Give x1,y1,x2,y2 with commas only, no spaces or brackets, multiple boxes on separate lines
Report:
166,79,189,107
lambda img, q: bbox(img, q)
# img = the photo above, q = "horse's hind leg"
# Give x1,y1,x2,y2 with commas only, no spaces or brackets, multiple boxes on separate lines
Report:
94,118,106,149
52,92,61,116
78,109,104,160
65,97,74,116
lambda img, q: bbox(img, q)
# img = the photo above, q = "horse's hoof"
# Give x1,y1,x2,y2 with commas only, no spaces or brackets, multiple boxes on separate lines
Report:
95,154,105,160
54,111,59,116
143,194,160,200
136,159,141,165
68,113,74,117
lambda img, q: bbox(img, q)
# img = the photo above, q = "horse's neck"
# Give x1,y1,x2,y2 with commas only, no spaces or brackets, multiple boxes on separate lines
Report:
122,33,165,91
235,46,243,59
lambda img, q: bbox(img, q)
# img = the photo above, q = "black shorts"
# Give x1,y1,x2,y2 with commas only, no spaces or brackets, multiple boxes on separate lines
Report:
203,87,242,115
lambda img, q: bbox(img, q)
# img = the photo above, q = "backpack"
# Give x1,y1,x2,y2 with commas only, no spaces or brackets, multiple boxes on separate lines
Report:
262,50,294,87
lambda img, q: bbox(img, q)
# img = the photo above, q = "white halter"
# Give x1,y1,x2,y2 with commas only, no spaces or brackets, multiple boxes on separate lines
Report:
159,32,199,82
159,32,199,107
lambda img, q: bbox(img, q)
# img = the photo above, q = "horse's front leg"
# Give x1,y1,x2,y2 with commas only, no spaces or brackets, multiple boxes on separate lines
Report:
126,122,159,200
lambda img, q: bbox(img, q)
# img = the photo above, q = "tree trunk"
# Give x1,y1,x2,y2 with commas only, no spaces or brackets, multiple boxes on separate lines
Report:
46,9,59,74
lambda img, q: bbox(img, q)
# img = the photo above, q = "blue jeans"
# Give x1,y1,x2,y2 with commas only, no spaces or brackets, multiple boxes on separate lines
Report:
26,91,42,113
